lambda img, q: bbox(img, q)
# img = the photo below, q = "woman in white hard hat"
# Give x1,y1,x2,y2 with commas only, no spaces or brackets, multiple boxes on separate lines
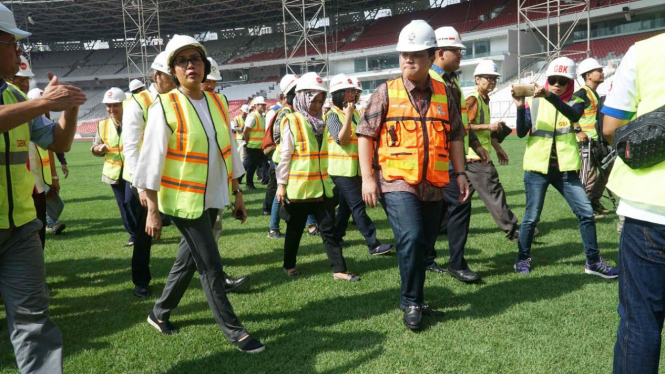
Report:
511,56,618,278
91,87,138,247
275,72,359,281
133,35,264,353
324,73,393,255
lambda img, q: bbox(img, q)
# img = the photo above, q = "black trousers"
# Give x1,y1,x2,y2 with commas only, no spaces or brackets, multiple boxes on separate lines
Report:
429,170,472,270
243,147,268,188
110,180,138,243
31,191,46,249
131,188,152,288
153,209,247,343
263,161,277,213
331,176,380,249
283,198,347,273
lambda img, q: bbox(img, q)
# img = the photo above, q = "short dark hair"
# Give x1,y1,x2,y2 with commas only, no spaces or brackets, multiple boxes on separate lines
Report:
168,49,211,86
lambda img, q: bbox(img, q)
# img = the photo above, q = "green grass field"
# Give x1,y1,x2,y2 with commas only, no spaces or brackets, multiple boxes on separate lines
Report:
0,139,641,373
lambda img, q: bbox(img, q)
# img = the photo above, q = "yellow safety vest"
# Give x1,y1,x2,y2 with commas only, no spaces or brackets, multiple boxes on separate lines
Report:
284,112,334,200
246,112,265,149
429,69,469,155
322,106,361,177
466,89,492,160
233,115,245,142
607,33,665,207
123,91,154,122
158,91,234,219
272,106,292,164
0,85,37,229
98,118,126,181
578,85,599,140
523,96,583,173
36,144,52,185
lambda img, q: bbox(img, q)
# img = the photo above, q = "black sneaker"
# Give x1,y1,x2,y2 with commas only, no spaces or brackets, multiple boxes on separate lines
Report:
267,230,285,239
134,285,151,298
307,227,321,236
147,312,179,335
246,185,257,190
51,222,66,235
235,336,265,353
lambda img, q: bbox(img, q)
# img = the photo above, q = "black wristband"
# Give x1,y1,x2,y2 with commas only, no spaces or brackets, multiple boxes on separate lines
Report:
455,172,467,178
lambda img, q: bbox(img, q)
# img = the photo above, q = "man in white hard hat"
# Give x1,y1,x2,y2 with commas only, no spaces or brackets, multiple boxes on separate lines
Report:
357,20,468,330
6,55,32,92
574,57,610,217
128,79,145,94
122,50,176,299
232,104,250,172
0,4,87,372
464,59,521,243
201,57,221,93
243,95,269,189
429,25,490,283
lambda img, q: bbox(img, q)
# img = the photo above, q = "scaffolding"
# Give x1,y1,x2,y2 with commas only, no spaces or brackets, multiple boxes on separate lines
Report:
282,0,329,77
122,0,162,85
517,0,590,82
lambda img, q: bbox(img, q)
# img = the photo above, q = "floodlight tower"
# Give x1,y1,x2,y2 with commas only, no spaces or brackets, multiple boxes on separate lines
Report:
517,0,590,81
282,0,329,77
122,0,162,85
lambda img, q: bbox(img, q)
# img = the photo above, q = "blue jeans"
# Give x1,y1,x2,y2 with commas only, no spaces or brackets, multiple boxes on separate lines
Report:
331,176,380,249
381,192,443,307
270,195,315,231
518,168,600,263
614,217,665,374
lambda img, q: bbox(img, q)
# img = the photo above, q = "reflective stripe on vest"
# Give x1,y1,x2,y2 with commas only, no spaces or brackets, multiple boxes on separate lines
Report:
466,89,492,160
379,76,451,187
158,91,234,218
578,85,599,140
285,112,334,200
37,145,52,185
272,107,292,164
98,118,125,181
246,112,265,148
429,70,469,155
523,97,582,173
322,106,361,177
607,33,665,207
0,85,37,228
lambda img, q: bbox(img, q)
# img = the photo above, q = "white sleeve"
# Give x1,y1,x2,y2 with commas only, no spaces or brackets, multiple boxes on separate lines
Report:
604,46,638,114
276,119,294,186
265,110,275,132
133,99,170,192
122,99,145,182
229,124,245,179
244,114,256,129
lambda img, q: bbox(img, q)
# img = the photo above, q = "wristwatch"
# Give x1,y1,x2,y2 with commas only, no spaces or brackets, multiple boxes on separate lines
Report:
232,188,243,196
455,172,467,178
574,127,582,134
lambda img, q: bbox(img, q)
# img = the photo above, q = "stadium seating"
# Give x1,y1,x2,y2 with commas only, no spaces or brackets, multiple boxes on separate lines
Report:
564,30,661,62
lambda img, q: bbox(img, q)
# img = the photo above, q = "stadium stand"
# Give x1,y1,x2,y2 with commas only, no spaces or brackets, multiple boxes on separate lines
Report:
564,30,662,62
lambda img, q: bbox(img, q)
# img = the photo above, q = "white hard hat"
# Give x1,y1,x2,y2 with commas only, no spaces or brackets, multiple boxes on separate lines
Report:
546,57,576,80
474,59,501,77
129,79,145,92
27,87,43,100
435,26,466,49
323,101,331,109
577,58,603,76
396,20,437,52
240,104,250,113
251,96,266,106
151,51,171,76
350,76,363,92
295,72,327,92
165,34,207,70
16,55,34,78
102,87,126,104
0,4,30,40
279,74,299,94
207,57,222,81
329,74,356,93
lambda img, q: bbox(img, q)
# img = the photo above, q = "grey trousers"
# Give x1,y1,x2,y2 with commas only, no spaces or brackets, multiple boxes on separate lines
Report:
0,219,62,374
466,161,518,235
152,209,247,343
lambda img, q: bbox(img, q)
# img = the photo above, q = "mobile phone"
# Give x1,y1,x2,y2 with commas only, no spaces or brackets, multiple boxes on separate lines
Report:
512,84,535,97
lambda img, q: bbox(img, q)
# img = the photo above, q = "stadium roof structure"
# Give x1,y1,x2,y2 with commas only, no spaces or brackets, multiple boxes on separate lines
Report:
6,0,398,43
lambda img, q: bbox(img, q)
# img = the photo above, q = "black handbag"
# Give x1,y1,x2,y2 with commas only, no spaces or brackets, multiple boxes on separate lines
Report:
613,105,665,169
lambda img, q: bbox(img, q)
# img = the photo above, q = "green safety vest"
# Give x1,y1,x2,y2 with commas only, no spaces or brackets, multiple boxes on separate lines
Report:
36,144,52,185
523,96,583,173
272,106,292,164
246,112,265,149
0,85,37,229
284,112,334,200
429,69,469,155
607,33,665,207
578,85,599,140
233,115,245,142
322,106,361,177
466,89,492,160
158,90,234,219
97,118,127,181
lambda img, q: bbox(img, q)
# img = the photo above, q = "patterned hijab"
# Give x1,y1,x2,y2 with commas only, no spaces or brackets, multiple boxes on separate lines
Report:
294,90,326,137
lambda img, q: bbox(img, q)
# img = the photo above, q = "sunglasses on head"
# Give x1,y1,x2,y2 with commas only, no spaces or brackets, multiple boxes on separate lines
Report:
547,76,570,86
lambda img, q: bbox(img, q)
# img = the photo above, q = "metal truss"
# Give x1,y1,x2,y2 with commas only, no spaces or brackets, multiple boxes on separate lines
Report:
122,0,161,84
282,0,329,77
517,0,590,81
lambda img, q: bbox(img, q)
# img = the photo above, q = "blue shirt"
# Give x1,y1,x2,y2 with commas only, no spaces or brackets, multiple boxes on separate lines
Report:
0,79,56,150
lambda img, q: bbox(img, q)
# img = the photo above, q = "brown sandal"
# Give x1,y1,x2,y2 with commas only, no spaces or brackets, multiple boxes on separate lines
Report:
333,273,361,282
283,268,300,278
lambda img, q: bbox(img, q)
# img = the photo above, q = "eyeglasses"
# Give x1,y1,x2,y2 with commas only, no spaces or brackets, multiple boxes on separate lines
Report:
547,76,570,86
174,55,203,68
479,76,498,82
0,40,20,51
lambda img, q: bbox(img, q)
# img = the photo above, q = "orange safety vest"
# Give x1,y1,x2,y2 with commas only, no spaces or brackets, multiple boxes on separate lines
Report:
378,76,451,187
